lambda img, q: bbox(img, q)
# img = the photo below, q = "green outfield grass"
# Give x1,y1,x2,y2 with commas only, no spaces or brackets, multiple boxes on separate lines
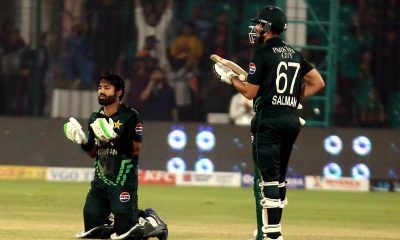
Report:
0,180,399,240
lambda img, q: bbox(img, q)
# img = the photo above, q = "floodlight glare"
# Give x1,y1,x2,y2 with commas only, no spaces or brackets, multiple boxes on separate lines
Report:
324,135,343,155
166,157,186,173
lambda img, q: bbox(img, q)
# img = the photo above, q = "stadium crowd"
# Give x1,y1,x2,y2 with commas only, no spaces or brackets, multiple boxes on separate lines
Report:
0,0,398,127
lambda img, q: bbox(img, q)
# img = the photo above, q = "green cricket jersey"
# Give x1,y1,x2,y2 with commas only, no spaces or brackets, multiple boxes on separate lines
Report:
247,37,314,112
86,103,143,186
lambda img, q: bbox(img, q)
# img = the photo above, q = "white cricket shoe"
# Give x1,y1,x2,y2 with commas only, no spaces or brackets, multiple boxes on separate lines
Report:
110,219,145,240
264,236,283,240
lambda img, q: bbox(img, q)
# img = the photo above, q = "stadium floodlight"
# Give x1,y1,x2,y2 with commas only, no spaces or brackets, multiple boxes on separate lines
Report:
323,162,342,178
351,163,371,179
195,158,215,173
167,128,187,150
352,136,372,156
324,135,343,155
196,127,215,151
166,157,186,173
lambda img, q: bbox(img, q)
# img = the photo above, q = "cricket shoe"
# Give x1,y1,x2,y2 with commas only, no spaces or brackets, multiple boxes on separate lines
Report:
143,223,168,240
75,224,114,239
264,236,283,240
110,219,145,240
143,208,168,240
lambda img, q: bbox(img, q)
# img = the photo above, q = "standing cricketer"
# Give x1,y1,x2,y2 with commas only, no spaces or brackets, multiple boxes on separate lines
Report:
213,5,325,240
64,71,167,240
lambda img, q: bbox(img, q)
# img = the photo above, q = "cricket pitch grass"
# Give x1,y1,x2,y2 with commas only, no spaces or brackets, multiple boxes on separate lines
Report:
0,180,399,240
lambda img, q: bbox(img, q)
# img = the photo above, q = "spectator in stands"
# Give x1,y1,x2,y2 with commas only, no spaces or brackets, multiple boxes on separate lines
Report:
125,56,155,114
229,92,255,126
134,0,173,70
167,57,201,121
359,87,385,127
1,29,32,115
333,93,353,127
304,34,326,67
136,35,159,59
28,32,49,117
61,22,95,89
202,71,232,114
86,0,131,76
140,67,178,121
190,5,213,44
230,38,251,72
349,50,374,124
189,4,213,62
209,11,229,58
169,21,203,70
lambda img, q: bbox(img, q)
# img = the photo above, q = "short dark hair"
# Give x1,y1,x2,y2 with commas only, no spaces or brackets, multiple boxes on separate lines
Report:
97,71,125,101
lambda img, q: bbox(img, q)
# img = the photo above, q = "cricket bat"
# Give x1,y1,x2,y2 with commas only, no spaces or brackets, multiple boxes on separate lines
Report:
210,54,248,79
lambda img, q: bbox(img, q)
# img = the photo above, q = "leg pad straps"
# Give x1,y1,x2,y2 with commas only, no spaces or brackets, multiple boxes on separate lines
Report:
262,224,282,233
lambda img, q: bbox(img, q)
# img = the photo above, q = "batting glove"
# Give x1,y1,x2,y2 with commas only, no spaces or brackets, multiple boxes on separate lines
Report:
90,118,118,142
213,63,245,84
64,117,88,144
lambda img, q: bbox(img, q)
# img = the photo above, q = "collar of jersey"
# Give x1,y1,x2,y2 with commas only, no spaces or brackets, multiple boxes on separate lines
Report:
98,103,126,117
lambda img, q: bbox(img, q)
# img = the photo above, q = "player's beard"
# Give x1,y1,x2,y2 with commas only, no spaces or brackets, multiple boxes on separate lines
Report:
98,93,117,106
253,29,266,46
255,33,266,46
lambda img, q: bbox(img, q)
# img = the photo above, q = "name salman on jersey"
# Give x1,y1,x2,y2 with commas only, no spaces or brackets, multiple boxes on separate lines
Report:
272,95,297,107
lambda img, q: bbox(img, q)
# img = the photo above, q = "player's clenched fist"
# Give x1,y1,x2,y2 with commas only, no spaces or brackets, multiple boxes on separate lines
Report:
64,117,88,144
90,118,118,142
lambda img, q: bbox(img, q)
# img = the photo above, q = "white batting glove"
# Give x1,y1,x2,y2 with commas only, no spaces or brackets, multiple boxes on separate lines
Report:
64,117,88,144
90,118,118,142
213,63,245,84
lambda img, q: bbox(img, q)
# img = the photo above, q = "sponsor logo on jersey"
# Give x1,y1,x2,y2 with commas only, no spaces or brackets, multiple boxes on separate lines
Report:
119,192,130,202
135,123,143,135
249,62,256,74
